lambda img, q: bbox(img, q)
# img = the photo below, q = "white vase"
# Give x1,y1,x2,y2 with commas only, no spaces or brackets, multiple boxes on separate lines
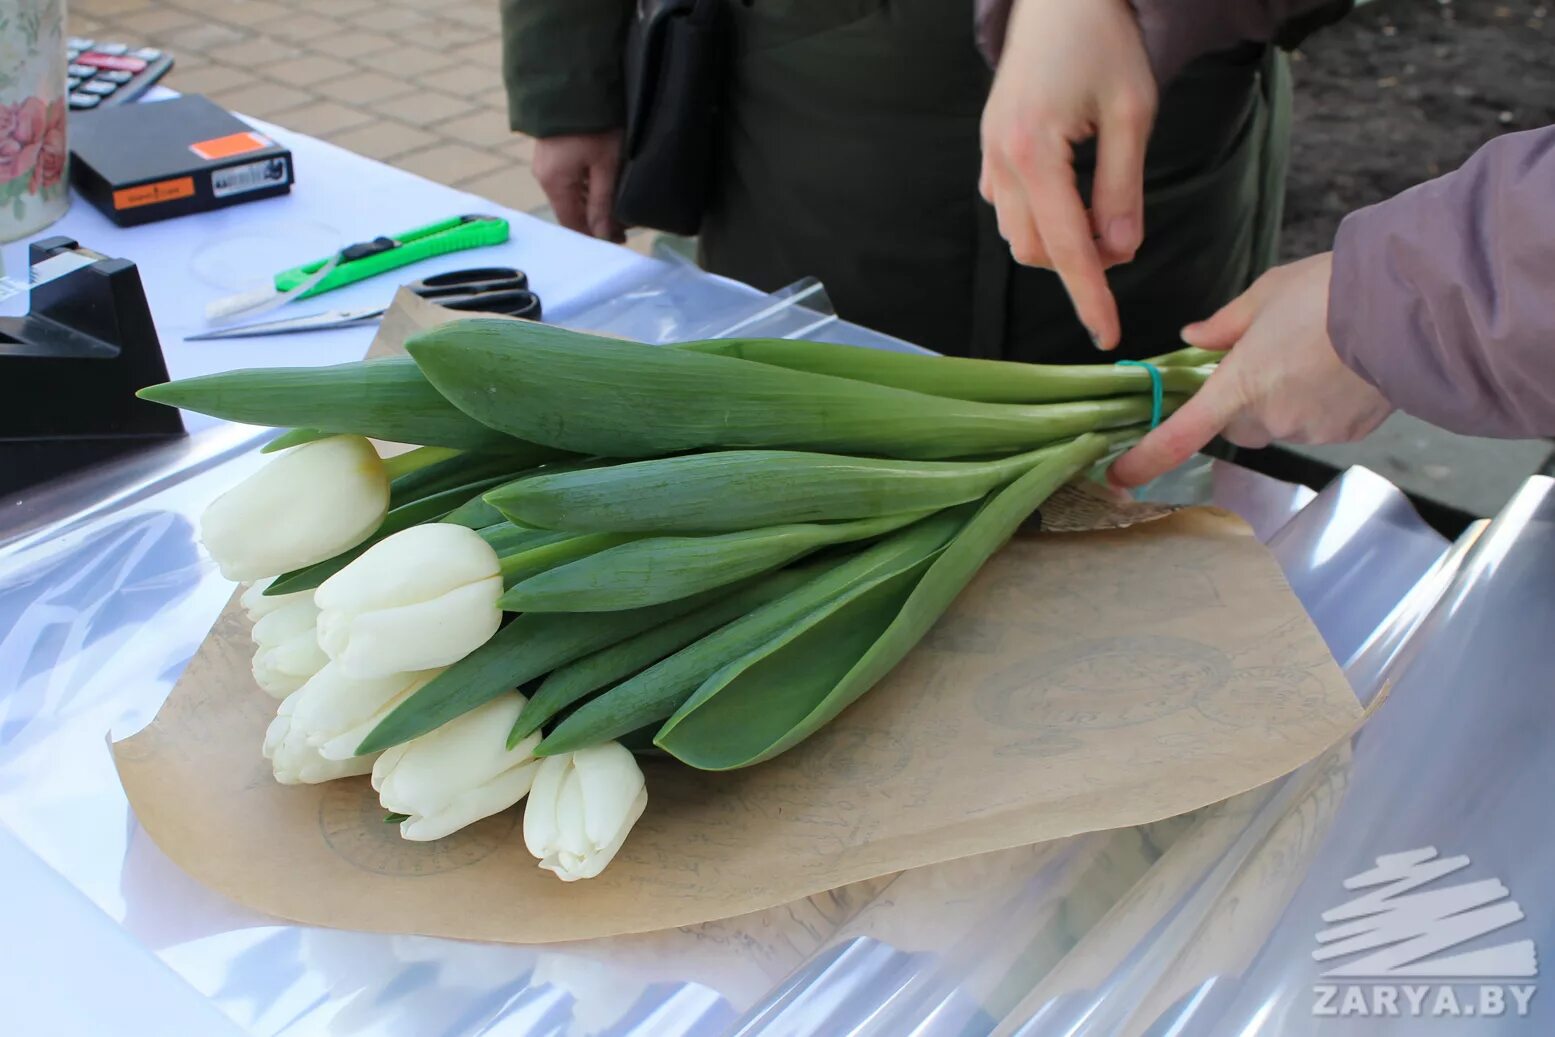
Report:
0,0,70,243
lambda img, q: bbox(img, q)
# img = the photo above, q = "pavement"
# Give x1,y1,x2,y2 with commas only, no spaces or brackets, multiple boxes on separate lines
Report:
69,0,1553,521
70,0,548,215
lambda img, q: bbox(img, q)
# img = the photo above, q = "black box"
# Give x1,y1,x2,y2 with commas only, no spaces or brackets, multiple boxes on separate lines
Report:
69,94,294,227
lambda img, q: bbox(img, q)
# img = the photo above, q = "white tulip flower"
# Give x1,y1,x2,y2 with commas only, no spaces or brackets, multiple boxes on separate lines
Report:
201,435,389,582
283,661,441,761
263,699,379,785
250,596,329,698
523,742,647,881
372,694,542,841
240,577,313,622
315,523,502,679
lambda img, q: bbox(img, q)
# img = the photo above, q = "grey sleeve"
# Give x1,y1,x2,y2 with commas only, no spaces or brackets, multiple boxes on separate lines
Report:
1327,127,1555,439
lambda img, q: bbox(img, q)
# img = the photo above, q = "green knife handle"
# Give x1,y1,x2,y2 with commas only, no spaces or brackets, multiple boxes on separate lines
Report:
273,218,511,297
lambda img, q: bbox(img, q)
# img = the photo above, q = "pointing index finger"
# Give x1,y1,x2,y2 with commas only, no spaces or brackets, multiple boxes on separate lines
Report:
1022,153,1121,349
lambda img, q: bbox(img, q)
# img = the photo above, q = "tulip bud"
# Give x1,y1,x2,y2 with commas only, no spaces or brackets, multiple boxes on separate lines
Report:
283,662,441,761
315,523,502,679
372,694,542,841
523,742,646,881
251,596,329,698
263,696,379,785
241,577,313,622
201,435,389,582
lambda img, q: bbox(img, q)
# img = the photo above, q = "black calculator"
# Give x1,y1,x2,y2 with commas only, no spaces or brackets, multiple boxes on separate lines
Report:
66,38,174,111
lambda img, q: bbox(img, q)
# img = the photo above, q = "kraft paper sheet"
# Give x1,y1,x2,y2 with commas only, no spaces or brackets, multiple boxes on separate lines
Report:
113,293,1362,942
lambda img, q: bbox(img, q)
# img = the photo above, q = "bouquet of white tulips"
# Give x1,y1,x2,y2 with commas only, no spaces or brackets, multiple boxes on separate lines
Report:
148,322,1214,881
212,435,648,880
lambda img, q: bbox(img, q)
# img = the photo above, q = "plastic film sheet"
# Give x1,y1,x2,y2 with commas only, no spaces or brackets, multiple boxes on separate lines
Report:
8,265,1543,1035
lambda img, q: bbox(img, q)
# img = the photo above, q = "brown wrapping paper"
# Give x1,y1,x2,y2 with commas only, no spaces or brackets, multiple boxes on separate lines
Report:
112,293,1363,943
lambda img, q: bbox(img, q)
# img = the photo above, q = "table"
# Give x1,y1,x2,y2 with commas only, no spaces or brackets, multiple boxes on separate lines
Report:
4,107,1553,1036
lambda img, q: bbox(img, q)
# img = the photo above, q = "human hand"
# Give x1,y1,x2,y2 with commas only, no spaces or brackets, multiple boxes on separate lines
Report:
532,130,627,242
1109,253,1394,487
979,0,1157,349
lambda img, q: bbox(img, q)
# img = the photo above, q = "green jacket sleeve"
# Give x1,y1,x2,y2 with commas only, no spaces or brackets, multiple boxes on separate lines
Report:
501,0,632,138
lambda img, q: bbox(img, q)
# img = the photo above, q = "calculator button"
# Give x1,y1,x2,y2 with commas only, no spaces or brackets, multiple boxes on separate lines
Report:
66,48,79,61
78,53,146,73
68,63,96,78
81,80,118,96
67,37,94,50
97,69,135,84
68,92,101,109
95,42,129,55
67,76,80,90
131,47,163,61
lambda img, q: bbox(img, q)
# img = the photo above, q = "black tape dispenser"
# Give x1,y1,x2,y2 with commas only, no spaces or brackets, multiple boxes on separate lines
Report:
0,236,184,498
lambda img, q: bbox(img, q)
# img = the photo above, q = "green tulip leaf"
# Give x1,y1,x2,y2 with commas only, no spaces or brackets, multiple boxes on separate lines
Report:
655,433,1110,769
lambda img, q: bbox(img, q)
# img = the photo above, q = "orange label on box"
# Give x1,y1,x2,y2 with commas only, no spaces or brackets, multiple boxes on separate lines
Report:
113,177,196,210
189,131,271,161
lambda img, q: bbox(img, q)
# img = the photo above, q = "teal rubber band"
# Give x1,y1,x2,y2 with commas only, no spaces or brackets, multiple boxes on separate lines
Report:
1116,359,1164,428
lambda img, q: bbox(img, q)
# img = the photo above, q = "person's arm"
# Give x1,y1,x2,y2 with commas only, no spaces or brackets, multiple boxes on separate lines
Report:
1330,127,1555,438
501,0,630,137
501,0,632,240
975,0,1349,349
1108,126,1555,487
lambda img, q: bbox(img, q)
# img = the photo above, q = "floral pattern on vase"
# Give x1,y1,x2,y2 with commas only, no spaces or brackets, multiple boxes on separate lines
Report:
0,0,69,242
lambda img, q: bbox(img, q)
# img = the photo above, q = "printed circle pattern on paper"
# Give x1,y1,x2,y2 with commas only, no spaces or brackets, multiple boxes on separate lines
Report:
975,635,1231,731
1196,665,1335,733
318,779,514,876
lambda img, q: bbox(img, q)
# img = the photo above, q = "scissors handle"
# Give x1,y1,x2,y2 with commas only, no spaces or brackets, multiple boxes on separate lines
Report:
406,266,529,295
406,267,541,320
431,288,540,319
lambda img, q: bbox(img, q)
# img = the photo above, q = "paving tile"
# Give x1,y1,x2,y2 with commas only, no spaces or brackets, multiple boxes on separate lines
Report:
358,46,456,78
261,53,356,87
398,19,486,49
250,12,343,43
207,34,303,66
161,50,211,74
72,0,156,17
326,120,441,162
444,37,504,69
66,13,113,36
363,6,432,34
317,70,419,106
439,2,502,32
121,6,200,34
392,142,510,186
435,108,516,150
265,98,376,136
415,63,500,100
314,0,378,15
160,21,250,53
385,89,472,127
454,167,550,214
229,80,317,118
165,62,260,97
185,0,291,28
308,29,399,59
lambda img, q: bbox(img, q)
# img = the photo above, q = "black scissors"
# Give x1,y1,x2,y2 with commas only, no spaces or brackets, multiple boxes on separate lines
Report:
186,267,542,340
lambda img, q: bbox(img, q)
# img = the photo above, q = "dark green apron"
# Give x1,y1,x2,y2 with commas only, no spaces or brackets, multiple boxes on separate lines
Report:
699,0,1291,362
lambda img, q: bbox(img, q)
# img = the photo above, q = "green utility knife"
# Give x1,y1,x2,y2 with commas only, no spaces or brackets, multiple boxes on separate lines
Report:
206,215,510,320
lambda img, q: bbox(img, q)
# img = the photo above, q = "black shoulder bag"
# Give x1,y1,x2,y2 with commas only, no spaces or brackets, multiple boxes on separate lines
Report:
613,0,728,236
